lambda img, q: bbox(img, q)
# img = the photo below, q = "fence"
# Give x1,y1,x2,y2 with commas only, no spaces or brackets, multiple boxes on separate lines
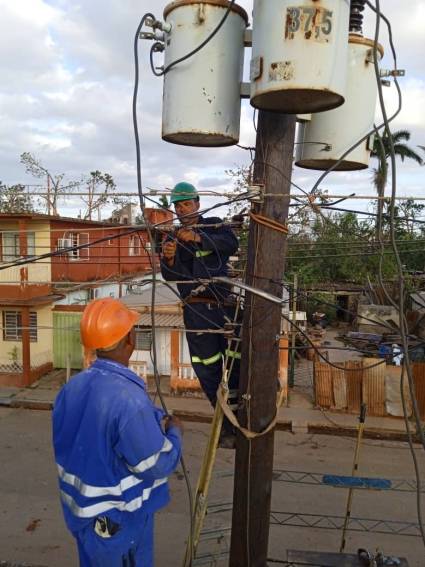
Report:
0,350,52,374
314,359,425,418
170,362,201,394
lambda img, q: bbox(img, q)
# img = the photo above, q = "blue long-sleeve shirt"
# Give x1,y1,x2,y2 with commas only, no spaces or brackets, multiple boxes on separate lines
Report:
160,215,238,300
52,358,182,534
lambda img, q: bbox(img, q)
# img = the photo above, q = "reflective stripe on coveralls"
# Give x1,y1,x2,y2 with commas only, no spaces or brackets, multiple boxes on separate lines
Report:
191,352,222,366
225,349,241,360
60,478,168,518
191,350,241,366
195,250,213,258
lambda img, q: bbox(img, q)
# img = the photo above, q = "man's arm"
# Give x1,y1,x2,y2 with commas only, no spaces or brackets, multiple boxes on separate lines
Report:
175,225,238,258
198,226,238,257
160,236,195,281
116,409,183,482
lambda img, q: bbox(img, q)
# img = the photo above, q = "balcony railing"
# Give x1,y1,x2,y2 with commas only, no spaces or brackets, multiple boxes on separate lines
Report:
0,263,50,284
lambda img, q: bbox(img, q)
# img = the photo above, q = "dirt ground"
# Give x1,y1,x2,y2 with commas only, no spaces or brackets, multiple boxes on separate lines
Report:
0,407,424,566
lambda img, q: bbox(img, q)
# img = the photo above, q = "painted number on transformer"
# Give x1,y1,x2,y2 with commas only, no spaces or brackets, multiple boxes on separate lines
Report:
285,6,333,43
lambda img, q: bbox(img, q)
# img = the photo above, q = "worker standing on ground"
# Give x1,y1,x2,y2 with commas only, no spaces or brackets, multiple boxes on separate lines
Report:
161,181,240,448
52,298,183,567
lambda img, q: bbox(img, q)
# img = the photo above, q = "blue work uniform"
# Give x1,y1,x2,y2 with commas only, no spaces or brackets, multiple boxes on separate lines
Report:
52,358,182,566
160,216,241,416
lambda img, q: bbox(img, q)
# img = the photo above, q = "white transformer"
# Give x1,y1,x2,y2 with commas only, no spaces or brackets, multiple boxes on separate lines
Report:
162,0,248,147
250,0,350,114
295,35,383,171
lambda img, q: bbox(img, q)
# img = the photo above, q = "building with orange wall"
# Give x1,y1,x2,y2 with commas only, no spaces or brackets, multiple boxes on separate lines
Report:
0,208,173,386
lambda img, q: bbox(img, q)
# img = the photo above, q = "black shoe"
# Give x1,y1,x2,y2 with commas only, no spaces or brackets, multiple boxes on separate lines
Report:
218,431,236,449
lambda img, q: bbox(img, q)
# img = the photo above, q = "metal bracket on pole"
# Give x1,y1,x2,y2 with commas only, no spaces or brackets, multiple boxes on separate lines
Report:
240,82,250,100
244,29,252,47
380,68,406,78
247,184,264,204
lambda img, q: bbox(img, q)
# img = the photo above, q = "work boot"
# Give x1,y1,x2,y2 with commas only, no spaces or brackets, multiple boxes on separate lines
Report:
218,429,236,449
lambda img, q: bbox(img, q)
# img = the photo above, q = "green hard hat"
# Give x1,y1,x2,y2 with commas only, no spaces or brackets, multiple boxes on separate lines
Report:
170,182,199,204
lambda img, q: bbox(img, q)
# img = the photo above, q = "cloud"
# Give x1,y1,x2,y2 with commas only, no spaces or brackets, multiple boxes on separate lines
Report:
0,0,423,220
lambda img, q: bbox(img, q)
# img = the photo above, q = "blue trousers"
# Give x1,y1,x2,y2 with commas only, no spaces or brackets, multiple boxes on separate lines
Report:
183,303,240,430
75,514,154,567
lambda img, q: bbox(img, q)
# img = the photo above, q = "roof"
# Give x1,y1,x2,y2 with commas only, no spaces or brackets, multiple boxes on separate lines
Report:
0,212,142,228
137,313,183,328
123,284,181,308
303,283,364,293
411,292,425,309
0,293,65,307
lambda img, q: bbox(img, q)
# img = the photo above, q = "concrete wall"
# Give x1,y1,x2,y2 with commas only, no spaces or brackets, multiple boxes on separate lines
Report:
0,304,53,369
130,329,191,376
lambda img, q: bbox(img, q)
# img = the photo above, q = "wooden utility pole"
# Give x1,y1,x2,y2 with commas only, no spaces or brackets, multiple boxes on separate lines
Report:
229,111,296,567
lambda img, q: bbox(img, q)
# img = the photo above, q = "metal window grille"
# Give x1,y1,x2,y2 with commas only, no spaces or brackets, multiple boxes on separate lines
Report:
2,311,38,342
1,231,35,261
57,232,89,260
135,328,152,351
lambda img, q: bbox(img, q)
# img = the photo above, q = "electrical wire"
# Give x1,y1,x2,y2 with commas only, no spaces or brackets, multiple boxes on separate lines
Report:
365,0,425,548
0,190,252,273
133,14,195,564
149,0,237,77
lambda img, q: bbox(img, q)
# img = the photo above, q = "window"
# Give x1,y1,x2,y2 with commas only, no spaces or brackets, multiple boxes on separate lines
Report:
57,232,89,260
1,232,35,261
88,288,99,300
129,235,141,257
135,328,152,351
2,311,38,342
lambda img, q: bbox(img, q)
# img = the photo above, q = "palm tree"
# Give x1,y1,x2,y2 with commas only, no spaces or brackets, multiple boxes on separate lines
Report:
371,129,423,237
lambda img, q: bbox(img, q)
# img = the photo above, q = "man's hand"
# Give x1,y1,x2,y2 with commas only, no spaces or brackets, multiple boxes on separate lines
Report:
176,228,201,244
162,240,177,266
164,415,184,434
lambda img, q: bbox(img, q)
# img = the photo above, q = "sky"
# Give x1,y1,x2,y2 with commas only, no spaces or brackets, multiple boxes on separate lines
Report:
0,0,423,219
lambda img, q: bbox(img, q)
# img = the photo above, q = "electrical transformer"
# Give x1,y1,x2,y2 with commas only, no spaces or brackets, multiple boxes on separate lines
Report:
295,35,383,171
161,0,248,147
250,0,350,114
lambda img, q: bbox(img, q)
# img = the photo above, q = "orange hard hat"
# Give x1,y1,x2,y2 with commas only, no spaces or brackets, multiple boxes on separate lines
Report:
80,298,140,350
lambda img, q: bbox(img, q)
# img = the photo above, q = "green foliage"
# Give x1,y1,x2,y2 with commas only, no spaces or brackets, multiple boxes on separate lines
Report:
20,152,81,215
286,208,425,285
225,165,251,216
83,170,117,220
371,130,423,235
0,183,35,213
8,346,19,363
159,195,170,209
305,292,337,323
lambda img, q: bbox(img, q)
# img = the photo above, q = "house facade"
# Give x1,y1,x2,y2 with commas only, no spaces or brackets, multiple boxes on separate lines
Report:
0,215,59,385
0,208,172,386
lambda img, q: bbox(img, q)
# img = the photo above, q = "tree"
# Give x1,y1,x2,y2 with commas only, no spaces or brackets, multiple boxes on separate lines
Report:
0,183,35,213
159,195,170,209
371,130,423,237
225,165,252,216
20,152,80,216
81,170,116,220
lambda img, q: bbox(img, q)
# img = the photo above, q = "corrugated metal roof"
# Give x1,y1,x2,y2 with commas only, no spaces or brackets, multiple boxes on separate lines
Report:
123,284,180,307
411,292,425,309
137,313,183,328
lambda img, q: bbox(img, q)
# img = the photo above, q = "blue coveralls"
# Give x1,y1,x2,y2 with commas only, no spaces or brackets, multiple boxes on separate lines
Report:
52,358,182,567
160,216,241,417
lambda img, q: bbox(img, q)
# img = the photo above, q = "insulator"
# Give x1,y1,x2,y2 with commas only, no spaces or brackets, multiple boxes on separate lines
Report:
349,0,366,34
